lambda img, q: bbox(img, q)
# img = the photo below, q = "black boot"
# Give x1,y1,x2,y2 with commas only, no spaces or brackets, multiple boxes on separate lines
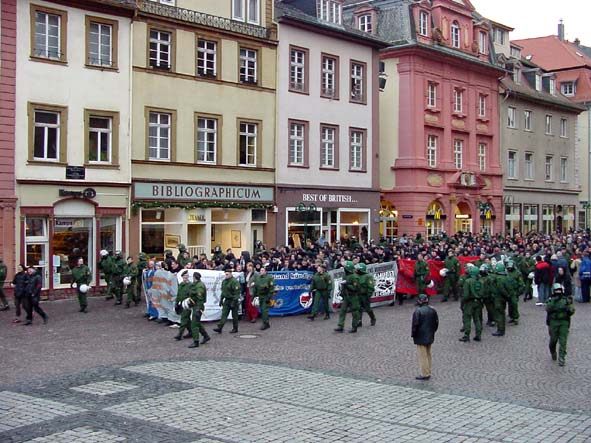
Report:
183,331,192,339
323,314,330,320
174,333,182,341
213,327,222,333
201,335,211,344
370,317,376,326
307,314,316,320
188,341,199,348
334,326,344,332
229,328,238,333
260,324,270,330
348,327,358,333
124,302,131,309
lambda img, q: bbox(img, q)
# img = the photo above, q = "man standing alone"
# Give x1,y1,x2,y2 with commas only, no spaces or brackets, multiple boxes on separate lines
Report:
72,257,91,313
411,294,438,380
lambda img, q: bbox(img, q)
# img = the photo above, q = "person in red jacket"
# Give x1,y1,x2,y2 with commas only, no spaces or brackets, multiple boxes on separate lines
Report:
534,255,551,306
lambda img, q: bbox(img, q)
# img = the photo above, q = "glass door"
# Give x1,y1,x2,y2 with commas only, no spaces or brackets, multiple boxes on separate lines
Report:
26,243,49,289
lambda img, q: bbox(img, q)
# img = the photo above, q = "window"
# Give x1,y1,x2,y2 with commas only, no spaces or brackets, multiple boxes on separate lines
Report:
478,143,486,171
149,29,172,69
239,121,258,166
233,0,260,24
358,14,372,33
535,73,541,91
321,125,337,169
427,82,437,108
453,139,463,169
478,31,487,54
478,94,486,118
453,88,463,113
507,151,517,179
524,110,532,131
86,17,117,68
31,6,67,62
318,0,342,24
350,129,365,171
196,116,218,164
86,112,117,164
513,66,521,84
288,121,306,167
561,81,576,96
419,11,429,36
549,78,555,95
545,155,553,181
523,204,539,233
545,115,552,134
560,157,567,182
507,107,516,128
524,152,534,180
32,108,61,161
427,135,437,168
494,28,505,44
510,46,521,59
289,47,308,93
196,39,217,77
451,21,460,48
560,118,567,137
149,0,175,4
321,55,339,99
148,111,173,161
350,61,366,103
239,47,257,84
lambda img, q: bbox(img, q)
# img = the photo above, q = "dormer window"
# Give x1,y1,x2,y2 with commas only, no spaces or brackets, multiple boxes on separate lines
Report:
318,0,342,25
494,27,505,44
561,81,576,96
535,72,541,91
419,10,429,36
478,31,487,54
451,21,460,48
358,13,372,33
512,66,521,84
510,46,521,59
232,0,260,25
549,78,556,95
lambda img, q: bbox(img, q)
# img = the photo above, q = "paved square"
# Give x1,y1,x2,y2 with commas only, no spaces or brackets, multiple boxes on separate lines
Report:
0,391,86,433
25,426,126,442
70,381,139,396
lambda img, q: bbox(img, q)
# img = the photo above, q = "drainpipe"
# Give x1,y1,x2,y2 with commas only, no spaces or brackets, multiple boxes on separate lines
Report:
588,104,591,229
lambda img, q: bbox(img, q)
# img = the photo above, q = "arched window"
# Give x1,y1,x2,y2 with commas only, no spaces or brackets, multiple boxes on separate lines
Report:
451,21,460,48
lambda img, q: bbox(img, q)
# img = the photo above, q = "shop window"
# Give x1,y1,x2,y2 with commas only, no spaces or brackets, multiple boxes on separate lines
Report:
523,204,539,233
542,205,555,234
52,218,93,287
339,210,369,245
287,207,322,248
504,204,521,236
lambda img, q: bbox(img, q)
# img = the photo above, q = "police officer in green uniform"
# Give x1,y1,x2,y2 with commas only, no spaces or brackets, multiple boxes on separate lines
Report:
335,261,361,333
177,244,191,268
414,253,429,296
519,252,535,301
459,266,483,342
71,257,91,313
111,251,126,305
175,271,211,348
254,266,275,330
356,262,376,327
99,250,114,300
214,265,241,333
479,264,496,326
124,256,139,308
307,263,333,320
546,283,575,366
491,262,511,337
506,260,524,325
442,250,461,302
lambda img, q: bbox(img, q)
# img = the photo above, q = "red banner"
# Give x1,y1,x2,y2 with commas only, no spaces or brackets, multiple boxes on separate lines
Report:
396,257,479,296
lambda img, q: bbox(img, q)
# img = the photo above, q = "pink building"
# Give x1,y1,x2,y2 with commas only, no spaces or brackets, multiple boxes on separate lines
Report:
345,0,504,239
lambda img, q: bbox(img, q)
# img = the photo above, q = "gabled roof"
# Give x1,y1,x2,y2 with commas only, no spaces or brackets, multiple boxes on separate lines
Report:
513,35,591,71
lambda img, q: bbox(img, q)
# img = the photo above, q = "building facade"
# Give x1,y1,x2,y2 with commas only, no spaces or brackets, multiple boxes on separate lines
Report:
345,0,504,240
15,0,134,294
129,0,278,259
514,27,591,229
0,0,18,280
274,0,385,247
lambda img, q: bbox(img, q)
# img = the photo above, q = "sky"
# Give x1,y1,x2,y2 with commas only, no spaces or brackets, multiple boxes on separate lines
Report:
471,0,591,45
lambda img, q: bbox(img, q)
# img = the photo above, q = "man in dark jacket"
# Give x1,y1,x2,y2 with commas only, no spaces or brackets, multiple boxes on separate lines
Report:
411,294,439,380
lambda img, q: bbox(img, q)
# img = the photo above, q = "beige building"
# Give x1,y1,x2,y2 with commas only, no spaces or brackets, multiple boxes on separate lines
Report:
15,0,134,293
129,0,278,259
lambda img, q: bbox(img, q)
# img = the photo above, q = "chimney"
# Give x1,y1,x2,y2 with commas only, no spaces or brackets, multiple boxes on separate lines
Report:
558,19,564,41
574,38,581,45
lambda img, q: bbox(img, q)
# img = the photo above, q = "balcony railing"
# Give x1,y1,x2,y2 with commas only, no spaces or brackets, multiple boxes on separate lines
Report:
139,0,270,40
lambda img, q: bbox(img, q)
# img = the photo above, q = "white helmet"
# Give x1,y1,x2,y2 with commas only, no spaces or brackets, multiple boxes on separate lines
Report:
100,249,109,257
251,297,260,307
181,298,192,310
427,280,435,289
79,284,89,293
123,276,131,286
439,268,449,277
528,272,535,279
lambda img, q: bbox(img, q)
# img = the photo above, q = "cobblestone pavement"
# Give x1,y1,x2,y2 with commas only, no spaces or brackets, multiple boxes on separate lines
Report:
1,295,591,442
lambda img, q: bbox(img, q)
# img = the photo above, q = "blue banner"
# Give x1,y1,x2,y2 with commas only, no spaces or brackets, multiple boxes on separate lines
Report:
268,271,314,316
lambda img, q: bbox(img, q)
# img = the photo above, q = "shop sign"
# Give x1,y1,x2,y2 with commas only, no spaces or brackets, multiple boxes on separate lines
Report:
59,188,96,199
402,215,413,219
302,193,357,203
188,214,206,222
135,182,273,202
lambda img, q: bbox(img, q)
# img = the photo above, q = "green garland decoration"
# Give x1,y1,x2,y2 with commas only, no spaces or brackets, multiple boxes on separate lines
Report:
131,200,274,215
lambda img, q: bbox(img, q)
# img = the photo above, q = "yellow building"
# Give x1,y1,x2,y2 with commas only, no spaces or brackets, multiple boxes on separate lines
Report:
129,0,277,259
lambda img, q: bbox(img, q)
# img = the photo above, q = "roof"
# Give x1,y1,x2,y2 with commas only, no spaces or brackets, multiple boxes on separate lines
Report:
276,1,387,47
513,36,591,70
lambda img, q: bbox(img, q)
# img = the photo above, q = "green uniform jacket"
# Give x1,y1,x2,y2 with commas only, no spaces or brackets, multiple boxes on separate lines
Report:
490,274,511,300
341,273,360,299
414,261,429,280
192,281,207,310
221,276,241,301
310,272,332,293
72,264,91,285
0,263,6,284
125,262,139,283
507,269,525,295
176,281,194,303
444,257,461,276
99,256,113,276
111,258,126,279
462,276,482,302
546,295,575,322
359,273,375,298
254,274,275,298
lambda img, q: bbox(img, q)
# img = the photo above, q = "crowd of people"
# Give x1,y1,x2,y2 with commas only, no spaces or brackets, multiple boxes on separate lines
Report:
2,229,585,374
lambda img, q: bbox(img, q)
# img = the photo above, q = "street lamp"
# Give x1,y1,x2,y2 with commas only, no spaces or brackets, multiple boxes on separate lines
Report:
296,202,317,247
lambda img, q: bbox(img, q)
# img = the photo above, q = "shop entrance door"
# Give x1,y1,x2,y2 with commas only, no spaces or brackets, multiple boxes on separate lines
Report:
26,243,49,289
